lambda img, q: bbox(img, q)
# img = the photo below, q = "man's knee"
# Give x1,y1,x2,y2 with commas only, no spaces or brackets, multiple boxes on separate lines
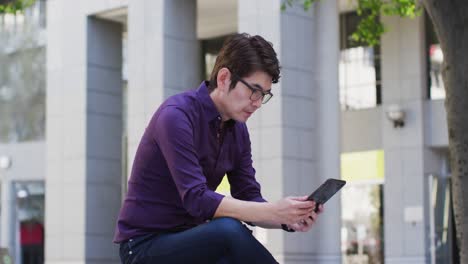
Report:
212,217,248,236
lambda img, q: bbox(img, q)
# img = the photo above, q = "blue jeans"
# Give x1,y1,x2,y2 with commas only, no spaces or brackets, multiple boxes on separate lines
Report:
119,217,278,264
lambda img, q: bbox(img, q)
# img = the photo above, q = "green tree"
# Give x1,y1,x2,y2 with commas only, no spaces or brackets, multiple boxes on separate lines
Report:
0,0,34,14
284,0,468,262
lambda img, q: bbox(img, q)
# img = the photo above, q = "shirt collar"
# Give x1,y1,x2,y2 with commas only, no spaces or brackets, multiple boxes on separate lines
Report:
197,81,236,128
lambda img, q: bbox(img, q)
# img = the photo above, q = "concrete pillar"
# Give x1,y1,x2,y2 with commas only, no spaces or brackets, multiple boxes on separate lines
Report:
313,0,342,263
381,14,432,264
46,1,88,261
238,0,284,259
238,1,341,263
126,0,200,174
0,178,14,253
85,17,123,263
46,0,199,262
46,1,124,263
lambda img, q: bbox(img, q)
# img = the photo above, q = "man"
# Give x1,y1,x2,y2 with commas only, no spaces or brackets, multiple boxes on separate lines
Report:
114,33,323,264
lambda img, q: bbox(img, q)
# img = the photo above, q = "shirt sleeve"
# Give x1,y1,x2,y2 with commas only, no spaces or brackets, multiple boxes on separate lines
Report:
153,106,225,220
227,124,266,203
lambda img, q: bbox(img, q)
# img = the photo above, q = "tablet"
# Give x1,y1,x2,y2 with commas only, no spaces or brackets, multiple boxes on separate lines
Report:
307,178,346,211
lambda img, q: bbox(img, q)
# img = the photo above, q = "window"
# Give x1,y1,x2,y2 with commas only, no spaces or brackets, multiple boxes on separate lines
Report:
16,181,45,264
0,1,46,143
339,12,382,110
0,0,46,33
0,47,45,143
426,13,445,100
201,35,233,80
341,150,384,264
428,174,455,263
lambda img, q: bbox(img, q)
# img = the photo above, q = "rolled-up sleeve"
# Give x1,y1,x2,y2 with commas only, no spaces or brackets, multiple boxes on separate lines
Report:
227,124,266,203
154,106,225,219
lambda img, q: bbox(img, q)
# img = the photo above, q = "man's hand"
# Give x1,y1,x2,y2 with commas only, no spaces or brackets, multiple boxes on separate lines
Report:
213,195,322,230
271,196,316,226
288,200,324,232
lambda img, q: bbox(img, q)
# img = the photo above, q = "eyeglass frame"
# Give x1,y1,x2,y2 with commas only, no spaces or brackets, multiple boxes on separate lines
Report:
232,75,274,104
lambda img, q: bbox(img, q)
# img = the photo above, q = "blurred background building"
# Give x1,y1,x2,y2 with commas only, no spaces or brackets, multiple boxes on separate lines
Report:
0,0,455,263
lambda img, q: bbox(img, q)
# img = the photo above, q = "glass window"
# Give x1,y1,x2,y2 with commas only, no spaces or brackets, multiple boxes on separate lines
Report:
339,12,382,110
0,1,46,143
428,174,457,263
341,184,383,264
341,150,384,264
15,181,45,264
0,47,45,143
201,35,233,80
426,13,445,100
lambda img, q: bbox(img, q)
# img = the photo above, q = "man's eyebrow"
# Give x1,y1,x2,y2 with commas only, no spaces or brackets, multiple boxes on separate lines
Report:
253,83,271,92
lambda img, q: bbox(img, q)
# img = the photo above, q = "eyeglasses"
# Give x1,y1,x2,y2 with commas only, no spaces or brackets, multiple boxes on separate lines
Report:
233,75,273,104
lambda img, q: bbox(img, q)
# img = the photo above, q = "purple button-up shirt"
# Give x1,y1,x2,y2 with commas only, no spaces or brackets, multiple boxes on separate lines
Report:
114,81,266,243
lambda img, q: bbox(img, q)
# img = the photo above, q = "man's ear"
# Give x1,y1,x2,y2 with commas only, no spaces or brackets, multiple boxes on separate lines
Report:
216,67,232,93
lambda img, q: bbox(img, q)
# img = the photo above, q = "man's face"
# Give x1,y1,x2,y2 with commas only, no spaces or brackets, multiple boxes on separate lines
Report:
222,71,273,123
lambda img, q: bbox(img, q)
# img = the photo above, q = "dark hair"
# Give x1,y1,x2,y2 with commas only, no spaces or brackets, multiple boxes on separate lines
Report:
208,33,280,92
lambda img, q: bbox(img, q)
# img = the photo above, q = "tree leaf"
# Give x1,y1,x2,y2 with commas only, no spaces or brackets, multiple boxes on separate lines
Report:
0,0,36,14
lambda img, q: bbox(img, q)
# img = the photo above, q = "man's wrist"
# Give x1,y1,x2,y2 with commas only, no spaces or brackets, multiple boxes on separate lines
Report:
260,202,275,223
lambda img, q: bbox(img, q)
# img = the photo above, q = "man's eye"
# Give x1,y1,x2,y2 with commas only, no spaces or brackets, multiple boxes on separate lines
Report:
253,84,263,90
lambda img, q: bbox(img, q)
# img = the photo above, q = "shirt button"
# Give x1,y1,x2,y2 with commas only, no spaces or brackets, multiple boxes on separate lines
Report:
129,239,133,242
129,251,133,255
217,116,221,120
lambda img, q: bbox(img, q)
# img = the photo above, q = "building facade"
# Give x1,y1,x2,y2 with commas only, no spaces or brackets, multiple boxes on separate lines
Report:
0,0,453,263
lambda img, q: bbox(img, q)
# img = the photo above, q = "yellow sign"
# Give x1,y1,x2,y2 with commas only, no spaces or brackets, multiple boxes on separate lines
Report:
216,175,230,195
341,150,384,182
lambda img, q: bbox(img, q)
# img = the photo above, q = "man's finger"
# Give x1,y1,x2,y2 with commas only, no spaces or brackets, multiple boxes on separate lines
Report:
294,200,316,209
317,204,324,213
289,195,307,201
